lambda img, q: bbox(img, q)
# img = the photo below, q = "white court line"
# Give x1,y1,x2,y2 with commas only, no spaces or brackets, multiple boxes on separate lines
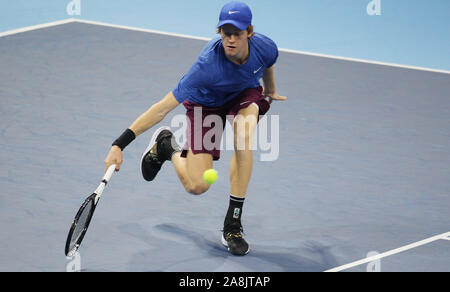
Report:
279,48,450,75
73,19,450,75
1,18,449,75
325,231,450,272
74,19,211,42
0,18,76,38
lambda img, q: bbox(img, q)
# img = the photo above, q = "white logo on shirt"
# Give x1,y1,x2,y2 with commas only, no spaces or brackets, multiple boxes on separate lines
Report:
228,11,240,15
253,66,263,74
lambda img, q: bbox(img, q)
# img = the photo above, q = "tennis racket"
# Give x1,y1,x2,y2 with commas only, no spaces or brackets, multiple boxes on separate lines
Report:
65,164,116,256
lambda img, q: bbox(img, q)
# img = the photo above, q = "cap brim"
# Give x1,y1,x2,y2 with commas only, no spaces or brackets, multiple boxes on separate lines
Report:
217,20,248,31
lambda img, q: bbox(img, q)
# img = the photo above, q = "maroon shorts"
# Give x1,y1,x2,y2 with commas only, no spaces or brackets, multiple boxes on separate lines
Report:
180,86,270,160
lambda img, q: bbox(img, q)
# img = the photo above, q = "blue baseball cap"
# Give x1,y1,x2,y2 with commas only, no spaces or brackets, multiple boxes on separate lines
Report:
217,1,252,31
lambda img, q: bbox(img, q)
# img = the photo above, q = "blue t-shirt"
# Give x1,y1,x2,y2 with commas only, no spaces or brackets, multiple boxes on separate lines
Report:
172,33,278,107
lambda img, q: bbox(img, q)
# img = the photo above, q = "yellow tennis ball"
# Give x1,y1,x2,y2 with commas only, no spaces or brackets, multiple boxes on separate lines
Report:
203,169,218,184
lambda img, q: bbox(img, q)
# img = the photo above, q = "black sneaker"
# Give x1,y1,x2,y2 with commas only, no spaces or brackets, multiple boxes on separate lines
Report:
221,223,250,256
141,127,180,181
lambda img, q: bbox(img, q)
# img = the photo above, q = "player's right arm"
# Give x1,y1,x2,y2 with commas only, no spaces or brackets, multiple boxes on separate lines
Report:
129,91,180,136
104,91,180,172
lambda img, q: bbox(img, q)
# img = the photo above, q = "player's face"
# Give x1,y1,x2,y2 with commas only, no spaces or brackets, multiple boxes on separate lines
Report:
220,24,252,63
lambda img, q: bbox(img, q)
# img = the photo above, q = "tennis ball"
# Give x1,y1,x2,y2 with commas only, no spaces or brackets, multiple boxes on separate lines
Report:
203,169,218,184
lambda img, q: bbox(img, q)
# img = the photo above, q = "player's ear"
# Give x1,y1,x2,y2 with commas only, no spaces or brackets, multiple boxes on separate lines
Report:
246,25,254,38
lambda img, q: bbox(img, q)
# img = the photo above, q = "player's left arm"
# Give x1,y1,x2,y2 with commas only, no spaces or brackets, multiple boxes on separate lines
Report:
262,66,287,104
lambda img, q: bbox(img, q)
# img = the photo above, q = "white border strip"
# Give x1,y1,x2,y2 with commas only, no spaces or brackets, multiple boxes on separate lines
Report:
279,48,450,75
0,18,76,38
1,18,449,74
325,231,450,272
74,19,211,42
75,20,450,74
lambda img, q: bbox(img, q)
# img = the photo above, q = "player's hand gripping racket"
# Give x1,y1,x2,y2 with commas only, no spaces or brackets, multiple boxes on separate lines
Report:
65,164,116,256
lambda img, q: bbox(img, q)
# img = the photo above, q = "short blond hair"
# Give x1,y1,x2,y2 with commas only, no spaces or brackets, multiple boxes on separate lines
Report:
217,25,254,35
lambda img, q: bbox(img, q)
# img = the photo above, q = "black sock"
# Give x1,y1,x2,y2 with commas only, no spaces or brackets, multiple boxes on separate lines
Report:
224,195,245,230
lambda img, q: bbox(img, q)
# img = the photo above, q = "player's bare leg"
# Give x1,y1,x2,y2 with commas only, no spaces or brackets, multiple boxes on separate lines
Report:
222,103,259,255
141,128,211,195
230,103,259,197
172,150,213,195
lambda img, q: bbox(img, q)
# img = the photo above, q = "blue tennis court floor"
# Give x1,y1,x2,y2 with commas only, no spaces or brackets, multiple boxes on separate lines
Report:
0,20,449,272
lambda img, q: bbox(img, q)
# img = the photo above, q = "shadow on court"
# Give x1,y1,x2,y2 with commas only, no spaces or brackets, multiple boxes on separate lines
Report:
117,223,338,272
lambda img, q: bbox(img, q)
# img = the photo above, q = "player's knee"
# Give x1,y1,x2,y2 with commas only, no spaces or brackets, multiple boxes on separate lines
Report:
234,131,253,151
187,182,210,195
233,115,257,150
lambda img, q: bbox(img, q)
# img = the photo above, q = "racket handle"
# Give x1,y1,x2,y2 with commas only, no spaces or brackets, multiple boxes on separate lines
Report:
103,164,116,183
94,164,116,198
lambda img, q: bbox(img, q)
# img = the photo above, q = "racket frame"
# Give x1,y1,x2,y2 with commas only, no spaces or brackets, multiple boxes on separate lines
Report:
65,165,116,256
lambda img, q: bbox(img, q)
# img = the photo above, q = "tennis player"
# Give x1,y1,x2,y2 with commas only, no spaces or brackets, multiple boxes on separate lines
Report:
104,1,286,255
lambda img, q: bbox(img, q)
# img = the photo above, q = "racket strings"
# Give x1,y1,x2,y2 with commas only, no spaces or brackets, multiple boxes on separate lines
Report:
69,200,94,248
